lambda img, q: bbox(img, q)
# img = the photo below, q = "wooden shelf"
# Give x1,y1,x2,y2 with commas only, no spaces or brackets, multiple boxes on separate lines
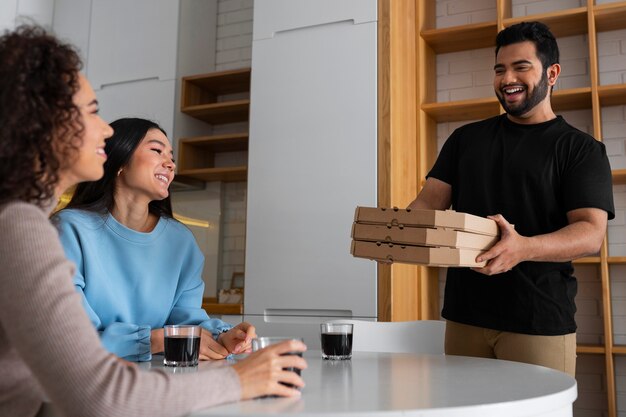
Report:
177,133,248,181
422,97,500,123
595,2,626,33
578,344,606,354
202,297,243,315
183,68,251,96
599,84,626,107
613,346,626,355
551,87,592,111
421,88,591,123
608,257,626,265
574,257,601,264
178,69,251,183
614,169,626,185
504,7,588,38
181,99,250,124
176,166,247,182
421,21,498,54
179,133,249,153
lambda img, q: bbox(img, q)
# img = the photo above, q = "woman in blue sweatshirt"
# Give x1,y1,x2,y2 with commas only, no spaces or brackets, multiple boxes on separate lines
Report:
55,117,255,362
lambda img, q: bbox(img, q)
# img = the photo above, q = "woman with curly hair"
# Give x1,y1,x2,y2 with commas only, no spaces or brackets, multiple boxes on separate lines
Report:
0,25,306,417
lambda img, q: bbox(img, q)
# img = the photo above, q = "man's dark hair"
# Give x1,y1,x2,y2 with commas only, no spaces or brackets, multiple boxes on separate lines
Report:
495,21,560,71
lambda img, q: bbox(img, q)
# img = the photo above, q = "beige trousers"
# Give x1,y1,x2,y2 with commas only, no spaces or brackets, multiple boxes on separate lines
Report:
445,320,577,377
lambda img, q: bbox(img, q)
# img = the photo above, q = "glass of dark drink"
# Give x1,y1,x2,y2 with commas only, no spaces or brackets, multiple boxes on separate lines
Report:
251,337,304,389
163,325,201,367
320,323,353,360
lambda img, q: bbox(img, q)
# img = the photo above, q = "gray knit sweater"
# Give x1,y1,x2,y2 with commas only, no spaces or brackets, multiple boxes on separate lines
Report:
0,201,241,417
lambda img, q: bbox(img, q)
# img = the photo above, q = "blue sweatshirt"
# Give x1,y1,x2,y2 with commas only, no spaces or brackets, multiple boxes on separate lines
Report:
54,209,231,361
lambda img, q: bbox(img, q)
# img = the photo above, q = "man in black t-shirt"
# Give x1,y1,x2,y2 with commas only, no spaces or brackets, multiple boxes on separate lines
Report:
408,21,615,377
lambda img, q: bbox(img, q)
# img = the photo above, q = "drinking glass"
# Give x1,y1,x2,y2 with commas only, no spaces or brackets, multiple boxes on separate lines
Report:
163,324,201,367
320,323,353,360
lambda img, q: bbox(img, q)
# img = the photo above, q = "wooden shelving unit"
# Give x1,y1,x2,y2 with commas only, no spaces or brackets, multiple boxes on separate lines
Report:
421,21,497,54
380,1,626,416
503,7,589,37
176,68,251,183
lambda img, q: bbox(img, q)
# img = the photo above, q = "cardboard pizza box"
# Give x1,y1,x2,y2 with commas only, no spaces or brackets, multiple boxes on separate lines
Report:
351,223,498,251
351,240,486,268
354,206,498,237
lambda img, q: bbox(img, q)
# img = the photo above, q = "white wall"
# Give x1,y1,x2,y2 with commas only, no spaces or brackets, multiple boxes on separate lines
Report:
0,0,54,31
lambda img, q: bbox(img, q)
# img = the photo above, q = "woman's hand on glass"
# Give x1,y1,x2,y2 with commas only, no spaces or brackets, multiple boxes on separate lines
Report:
232,339,307,399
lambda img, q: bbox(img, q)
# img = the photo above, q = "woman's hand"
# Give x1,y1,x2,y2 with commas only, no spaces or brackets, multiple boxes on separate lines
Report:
199,328,230,360
232,339,307,399
218,322,257,354
150,328,164,354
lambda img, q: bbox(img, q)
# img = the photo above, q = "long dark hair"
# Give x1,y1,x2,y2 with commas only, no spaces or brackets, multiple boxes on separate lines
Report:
65,118,173,218
0,25,83,207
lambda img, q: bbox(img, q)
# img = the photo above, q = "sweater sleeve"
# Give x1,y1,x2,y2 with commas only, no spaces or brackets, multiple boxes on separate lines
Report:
167,241,232,337
0,203,240,417
56,213,152,361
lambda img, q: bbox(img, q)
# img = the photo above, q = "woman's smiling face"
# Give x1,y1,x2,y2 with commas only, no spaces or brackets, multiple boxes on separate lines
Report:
116,128,176,202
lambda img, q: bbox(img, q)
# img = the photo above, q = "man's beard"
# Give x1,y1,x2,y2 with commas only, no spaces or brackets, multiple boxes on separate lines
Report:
496,71,549,117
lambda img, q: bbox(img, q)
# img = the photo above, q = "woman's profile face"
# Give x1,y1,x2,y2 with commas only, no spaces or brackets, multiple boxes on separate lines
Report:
59,74,113,189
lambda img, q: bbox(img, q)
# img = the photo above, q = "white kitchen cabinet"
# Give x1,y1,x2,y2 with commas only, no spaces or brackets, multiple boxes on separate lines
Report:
95,78,176,139
52,0,92,68
1,0,53,33
87,0,179,90
244,0,378,334
253,0,376,40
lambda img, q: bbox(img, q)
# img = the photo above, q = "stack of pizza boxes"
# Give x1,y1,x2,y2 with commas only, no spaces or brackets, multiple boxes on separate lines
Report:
351,206,499,267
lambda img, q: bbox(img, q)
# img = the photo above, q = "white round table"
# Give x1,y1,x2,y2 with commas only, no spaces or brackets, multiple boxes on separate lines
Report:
155,351,577,417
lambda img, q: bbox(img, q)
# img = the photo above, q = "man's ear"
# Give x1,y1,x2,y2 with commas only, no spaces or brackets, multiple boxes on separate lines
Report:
547,63,561,86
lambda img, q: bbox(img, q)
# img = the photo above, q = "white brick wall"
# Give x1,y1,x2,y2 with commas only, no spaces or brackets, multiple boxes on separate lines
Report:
598,29,626,85
512,0,585,17
576,265,605,345
436,47,493,102
436,0,496,29
218,182,247,291
216,0,253,71
435,34,591,103
212,0,253,291
602,106,626,171
611,185,626,257
577,355,609,417
617,356,626,417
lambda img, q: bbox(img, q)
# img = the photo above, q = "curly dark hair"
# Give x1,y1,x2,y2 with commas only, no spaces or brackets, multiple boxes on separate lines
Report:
0,25,83,207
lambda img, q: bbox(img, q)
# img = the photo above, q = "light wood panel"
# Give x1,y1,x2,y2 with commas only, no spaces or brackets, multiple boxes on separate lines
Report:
377,0,419,321
421,21,498,54
176,166,247,182
181,100,250,124
595,2,626,33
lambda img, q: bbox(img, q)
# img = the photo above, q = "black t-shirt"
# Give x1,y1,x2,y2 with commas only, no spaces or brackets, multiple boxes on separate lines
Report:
429,114,615,335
